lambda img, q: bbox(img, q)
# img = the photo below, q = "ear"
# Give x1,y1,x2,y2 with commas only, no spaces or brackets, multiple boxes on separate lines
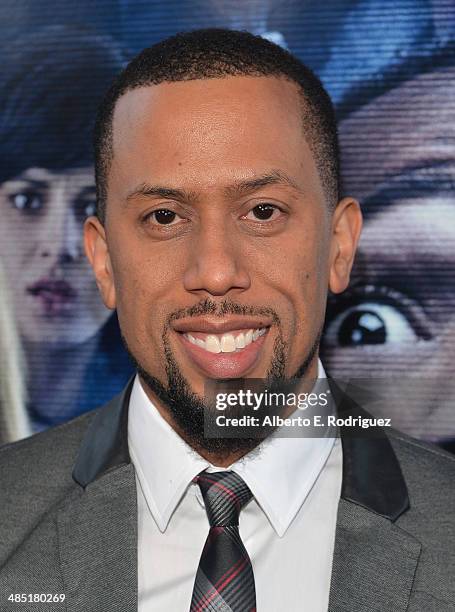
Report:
84,216,116,310
328,197,362,294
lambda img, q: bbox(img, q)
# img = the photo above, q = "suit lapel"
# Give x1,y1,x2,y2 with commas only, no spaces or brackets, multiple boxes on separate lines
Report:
57,380,137,612
63,376,421,611
57,463,137,612
328,384,420,612
328,499,421,612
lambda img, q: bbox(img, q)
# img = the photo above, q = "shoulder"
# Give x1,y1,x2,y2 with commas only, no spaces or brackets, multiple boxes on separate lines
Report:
386,433,455,605
388,429,455,485
0,410,97,485
0,411,97,562
387,430,455,531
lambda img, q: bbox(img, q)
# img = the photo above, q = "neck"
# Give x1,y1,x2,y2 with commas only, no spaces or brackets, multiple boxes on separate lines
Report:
141,356,320,468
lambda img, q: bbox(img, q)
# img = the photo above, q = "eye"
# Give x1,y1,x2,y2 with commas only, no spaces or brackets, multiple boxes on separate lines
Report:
243,204,282,222
324,283,434,350
146,208,184,225
9,190,43,213
324,301,422,347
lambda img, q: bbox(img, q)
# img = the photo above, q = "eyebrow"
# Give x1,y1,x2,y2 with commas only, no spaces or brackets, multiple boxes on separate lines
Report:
125,170,304,206
125,184,196,204
8,179,48,189
224,170,304,198
362,159,455,219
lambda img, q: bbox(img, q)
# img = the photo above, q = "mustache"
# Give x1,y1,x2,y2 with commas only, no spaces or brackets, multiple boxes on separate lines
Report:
166,298,281,326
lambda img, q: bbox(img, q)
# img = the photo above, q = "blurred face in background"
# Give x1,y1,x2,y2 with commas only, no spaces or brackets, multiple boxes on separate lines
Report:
0,165,111,346
322,65,455,441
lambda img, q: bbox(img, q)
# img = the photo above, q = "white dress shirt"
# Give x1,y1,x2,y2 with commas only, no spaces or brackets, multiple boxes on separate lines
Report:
128,360,343,611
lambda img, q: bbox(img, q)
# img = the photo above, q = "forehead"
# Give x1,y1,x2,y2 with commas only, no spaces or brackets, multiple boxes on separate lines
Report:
109,76,322,199
112,74,303,131
113,77,304,157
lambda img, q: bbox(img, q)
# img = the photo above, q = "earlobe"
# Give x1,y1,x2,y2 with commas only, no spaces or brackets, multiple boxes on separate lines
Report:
83,216,117,310
328,197,362,294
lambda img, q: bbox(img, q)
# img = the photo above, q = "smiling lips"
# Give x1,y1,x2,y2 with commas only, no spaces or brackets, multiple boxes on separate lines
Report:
174,319,271,378
27,278,77,317
184,328,267,353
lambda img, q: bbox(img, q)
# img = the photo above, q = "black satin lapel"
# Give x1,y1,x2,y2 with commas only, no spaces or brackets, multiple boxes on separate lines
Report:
72,377,134,487
329,379,410,521
340,433,409,520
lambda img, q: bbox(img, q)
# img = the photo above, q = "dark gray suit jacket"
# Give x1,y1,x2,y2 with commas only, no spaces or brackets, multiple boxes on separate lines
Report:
1,380,454,611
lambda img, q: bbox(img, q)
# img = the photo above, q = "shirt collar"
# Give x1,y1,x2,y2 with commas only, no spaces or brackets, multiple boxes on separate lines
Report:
128,360,336,536
128,377,209,532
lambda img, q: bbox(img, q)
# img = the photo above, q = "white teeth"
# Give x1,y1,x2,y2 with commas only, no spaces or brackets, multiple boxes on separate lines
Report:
220,334,236,353
235,334,246,349
184,328,267,353
205,335,222,353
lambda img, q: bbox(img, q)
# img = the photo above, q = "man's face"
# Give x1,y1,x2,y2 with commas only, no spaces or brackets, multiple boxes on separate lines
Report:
0,166,111,345
322,67,455,441
86,76,359,449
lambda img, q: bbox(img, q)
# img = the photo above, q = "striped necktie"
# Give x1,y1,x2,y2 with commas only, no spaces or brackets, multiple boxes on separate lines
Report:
190,471,256,612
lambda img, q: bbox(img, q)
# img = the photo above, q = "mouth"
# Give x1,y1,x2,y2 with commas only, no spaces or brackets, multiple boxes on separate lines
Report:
26,278,77,316
172,318,272,378
184,327,267,352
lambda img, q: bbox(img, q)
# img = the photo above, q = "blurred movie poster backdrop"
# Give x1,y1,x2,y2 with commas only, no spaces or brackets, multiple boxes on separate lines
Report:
0,1,453,452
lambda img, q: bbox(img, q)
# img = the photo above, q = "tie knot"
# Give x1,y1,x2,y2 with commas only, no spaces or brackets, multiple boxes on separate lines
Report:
196,471,253,527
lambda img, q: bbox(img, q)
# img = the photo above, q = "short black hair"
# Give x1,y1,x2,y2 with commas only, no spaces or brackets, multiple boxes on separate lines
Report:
0,25,125,184
94,28,340,222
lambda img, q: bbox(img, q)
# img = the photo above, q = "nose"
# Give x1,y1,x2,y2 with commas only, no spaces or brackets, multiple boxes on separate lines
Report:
40,209,82,263
183,223,251,297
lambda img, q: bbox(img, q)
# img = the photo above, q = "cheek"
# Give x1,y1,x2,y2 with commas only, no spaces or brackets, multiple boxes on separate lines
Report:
258,234,328,319
0,216,27,256
115,248,185,305
2,216,55,274
0,237,34,283
109,242,185,351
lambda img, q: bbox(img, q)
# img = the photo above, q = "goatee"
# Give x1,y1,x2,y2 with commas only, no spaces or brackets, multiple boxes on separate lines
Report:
123,299,320,462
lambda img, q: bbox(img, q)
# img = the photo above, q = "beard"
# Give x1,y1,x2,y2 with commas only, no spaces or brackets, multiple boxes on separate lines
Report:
123,298,321,461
